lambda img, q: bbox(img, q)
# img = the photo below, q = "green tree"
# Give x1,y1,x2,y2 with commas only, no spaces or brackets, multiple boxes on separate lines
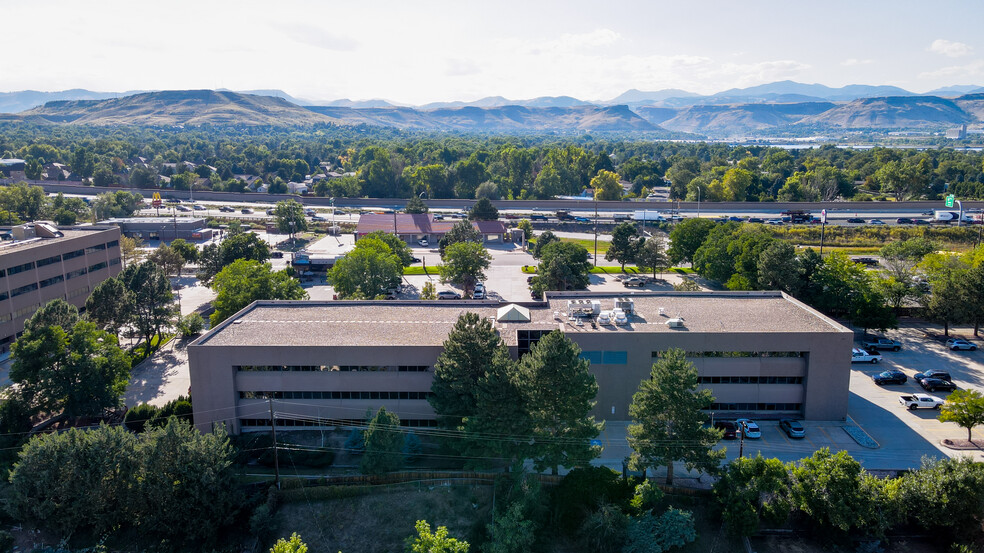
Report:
465,347,530,466
438,219,482,256
406,520,469,553
531,230,559,259
92,190,142,218
148,243,185,277
521,331,602,473
169,238,199,264
939,389,984,441
210,260,308,325
454,157,489,199
926,266,970,336
622,508,697,553
85,277,134,340
692,222,740,283
439,241,491,297
713,454,792,536
757,241,801,294
121,262,174,347
475,181,500,200
198,233,272,284
11,321,130,419
789,448,885,534
468,197,499,221
667,218,716,265
532,241,592,292
636,236,669,280
327,237,402,299
482,501,537,553
959,262,984,336
891,456,984,531
270,533,308,553
592,170,623,201
365,230,414,267
605,222,641,271
0,183,45,220
532,164,563,199
627,348,724,485
516,219,533,240
274,199,308,238
24,298,79,333
404,195,429,213
421,281,437,300
361,407,405,474
429,313,507,431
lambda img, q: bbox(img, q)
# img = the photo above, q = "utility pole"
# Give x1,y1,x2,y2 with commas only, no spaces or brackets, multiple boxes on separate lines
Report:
593,198,599,267
268,396,281,489
819,209,827,256
738,428,745,459
696,185,701,219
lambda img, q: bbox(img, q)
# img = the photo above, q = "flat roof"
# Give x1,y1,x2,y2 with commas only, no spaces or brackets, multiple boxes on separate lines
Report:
0,226,117,256
356,213,506,236
193,291,849,349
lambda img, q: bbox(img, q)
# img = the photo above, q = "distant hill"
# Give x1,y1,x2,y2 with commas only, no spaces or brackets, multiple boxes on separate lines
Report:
419,95,590,110
657,102,836,134
925,85,984,97
0,89,150,114
799,96,971,128
21,90,338,126
606,88,700,106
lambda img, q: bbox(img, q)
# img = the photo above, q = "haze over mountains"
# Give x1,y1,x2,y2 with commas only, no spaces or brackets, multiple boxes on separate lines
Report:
2,81,984,138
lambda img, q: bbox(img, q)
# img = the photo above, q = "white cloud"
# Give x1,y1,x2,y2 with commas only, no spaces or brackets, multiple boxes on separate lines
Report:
445,59,480,77
918,60,984,80
928,39,972,58
842,58,874,67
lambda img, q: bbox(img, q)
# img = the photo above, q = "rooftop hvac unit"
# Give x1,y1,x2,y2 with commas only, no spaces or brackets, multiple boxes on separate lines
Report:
667,318,685,328
615,297,635,314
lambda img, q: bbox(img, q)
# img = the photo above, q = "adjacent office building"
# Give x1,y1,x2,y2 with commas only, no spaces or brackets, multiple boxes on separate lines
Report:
356,213,507,244
0,223,122,352
189,291,853,434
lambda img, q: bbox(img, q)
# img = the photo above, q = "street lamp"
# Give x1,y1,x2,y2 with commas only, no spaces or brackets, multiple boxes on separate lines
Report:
696,184,701,219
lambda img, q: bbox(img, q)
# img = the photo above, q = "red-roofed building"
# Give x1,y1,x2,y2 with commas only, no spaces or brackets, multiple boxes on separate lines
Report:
356,213,507,244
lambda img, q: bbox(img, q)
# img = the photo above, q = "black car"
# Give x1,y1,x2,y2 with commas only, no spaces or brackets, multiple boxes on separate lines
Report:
913,219,931,226
409,256,421,263
920,378,957,392
873,370,907,385
270,251,284,259
847,218,865,224
747,217,763,223
896,218,914,225
714,421,739,439
914,369,952,382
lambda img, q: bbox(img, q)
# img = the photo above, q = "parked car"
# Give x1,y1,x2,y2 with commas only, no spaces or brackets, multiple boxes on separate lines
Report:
946,338,977,351
872,369,906,385
913,369,951,382
714,421,739,439
436,291,460,300
623,277,646,287
862,336,902,351
418,239,429,247
899,394,944,410
472,290,485,300
852,348,883,364
409,256,421,263
735,418,761,439
919,377,957,393
852,257,879,267
219,206,235,212
270,251,284,259
779,419,806,439
847,218,865,224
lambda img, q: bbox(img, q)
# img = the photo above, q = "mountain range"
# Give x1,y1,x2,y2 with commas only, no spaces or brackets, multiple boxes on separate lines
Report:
3,82,984,137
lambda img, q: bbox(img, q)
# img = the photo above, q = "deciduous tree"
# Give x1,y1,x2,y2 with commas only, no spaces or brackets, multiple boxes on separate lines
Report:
439,241,491,297
667,218,717,265
327,237,402,299
210,260,307,325
592,170,623,201
939,389,984,441
274,199,308,238
85,278,134,340
361,407,405,474
121,262,174,347
468,197,499,221
605,222,641,271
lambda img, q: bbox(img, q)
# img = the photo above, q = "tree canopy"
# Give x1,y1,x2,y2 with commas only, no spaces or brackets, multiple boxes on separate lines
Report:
210,259,308,325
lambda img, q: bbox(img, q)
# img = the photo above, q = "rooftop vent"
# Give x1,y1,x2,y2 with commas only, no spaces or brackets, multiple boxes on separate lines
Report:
667,318,685,328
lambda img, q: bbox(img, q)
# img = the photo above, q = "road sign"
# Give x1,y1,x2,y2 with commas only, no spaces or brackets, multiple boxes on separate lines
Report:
946,194,955,208
820,209,827,224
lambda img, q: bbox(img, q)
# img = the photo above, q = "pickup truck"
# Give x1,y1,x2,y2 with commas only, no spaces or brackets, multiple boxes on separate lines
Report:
862,337,902,351
899,394,944,410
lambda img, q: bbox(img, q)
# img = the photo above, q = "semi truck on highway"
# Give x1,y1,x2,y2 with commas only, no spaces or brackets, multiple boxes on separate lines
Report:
933,210,976,223
632,210,666,222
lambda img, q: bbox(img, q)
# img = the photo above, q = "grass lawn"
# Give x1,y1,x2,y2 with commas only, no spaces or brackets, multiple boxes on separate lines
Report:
557,237,611,255
403,266,441,275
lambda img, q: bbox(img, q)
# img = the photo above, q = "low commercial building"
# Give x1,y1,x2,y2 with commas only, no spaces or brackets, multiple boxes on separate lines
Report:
189,291,853,434
0,223,122,352
356,213,507,244
101,217,214,241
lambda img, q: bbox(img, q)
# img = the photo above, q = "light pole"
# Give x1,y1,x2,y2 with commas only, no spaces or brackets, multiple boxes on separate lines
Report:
593,196,599,267
696,185,701,219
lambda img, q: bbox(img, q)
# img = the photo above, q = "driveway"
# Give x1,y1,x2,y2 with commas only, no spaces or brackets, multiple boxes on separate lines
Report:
124,337,191,407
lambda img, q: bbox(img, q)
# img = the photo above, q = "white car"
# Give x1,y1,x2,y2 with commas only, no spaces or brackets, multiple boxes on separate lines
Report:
946,338,978,351
851,347,882,364
735,418,762,439
436,291,459,300
418,239,429,247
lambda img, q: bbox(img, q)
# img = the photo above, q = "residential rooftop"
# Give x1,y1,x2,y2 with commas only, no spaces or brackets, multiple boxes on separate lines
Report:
193,291,850,349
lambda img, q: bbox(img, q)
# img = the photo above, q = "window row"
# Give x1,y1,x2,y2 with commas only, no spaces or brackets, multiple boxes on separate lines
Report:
579,351,628,365
236,365,431,373
11,303,40,321
240,418,438,428
698,376,803,385
654,351,807,359
239,390,433,400
40,275,64,288
706,403,803,411
66,286,89,300
11,283,37,298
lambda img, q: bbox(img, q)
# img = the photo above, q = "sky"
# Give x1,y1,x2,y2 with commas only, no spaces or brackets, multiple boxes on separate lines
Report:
3,0,983,104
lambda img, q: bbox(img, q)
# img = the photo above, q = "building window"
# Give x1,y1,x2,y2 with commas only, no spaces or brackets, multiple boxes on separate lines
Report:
10,283,38,298
706,403,802,412
66,268,88,280
602,351,628,364
653,351,806,359
88,262,108,272
6,261,35,276
698,376,803,385
517,330,551,357
66,287,89,300
398,366,430,372
0,291,8,302
36,254,61,267
62,249,84,261
12,303,40,319
85,244,106,254
40,275,64,288
106,240,119,248
109,257,121,266
239,390,433,400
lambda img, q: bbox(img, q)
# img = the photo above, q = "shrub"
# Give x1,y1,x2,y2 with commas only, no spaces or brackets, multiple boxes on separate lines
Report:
0,530,13,553
622,508,697,553
344,428,365,452
579,502,629,553
124,403,159,432
550,466,634,533
629,479,665,514
403,431,422,464
177,313,206,337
